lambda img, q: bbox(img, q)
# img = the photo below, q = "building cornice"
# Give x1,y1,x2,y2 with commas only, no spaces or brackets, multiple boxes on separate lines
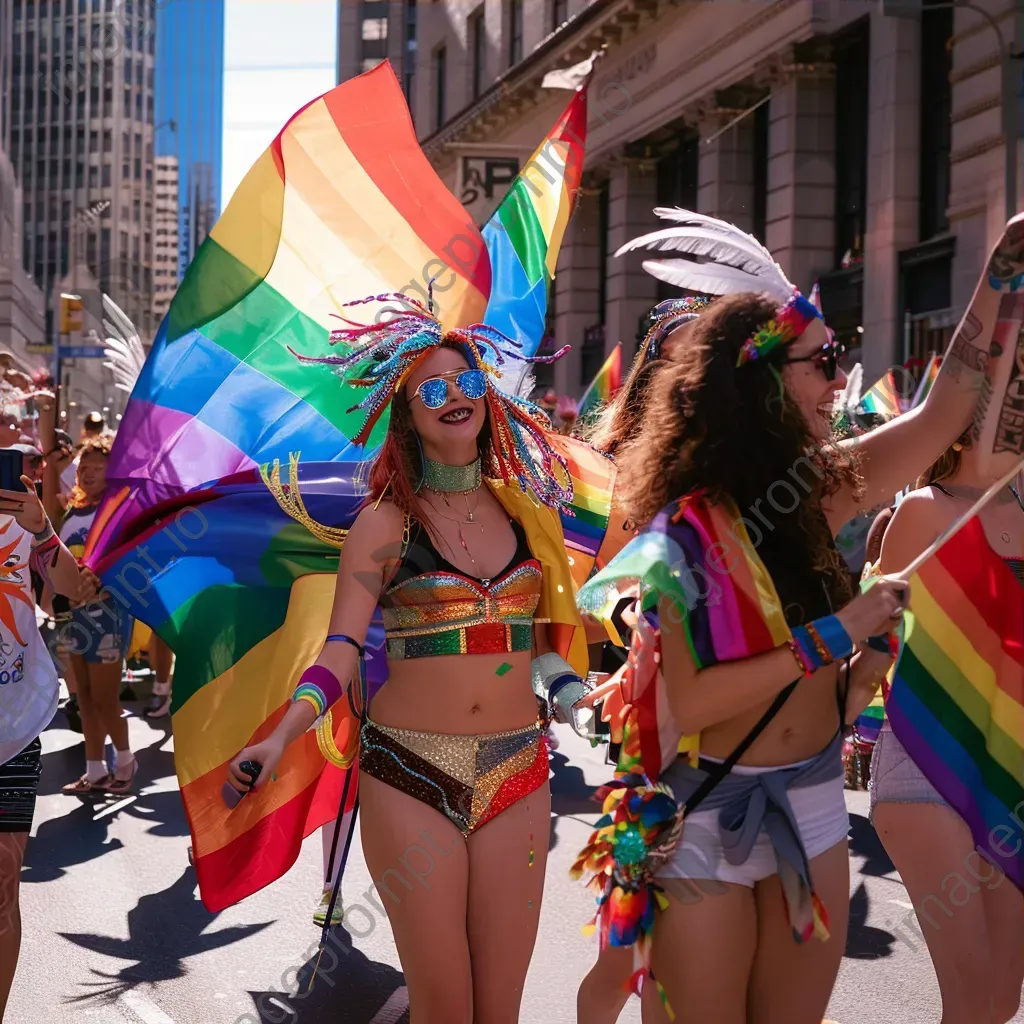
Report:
421,0,638,159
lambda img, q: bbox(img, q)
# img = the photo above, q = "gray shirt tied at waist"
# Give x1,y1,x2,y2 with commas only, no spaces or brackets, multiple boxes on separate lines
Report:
659,731,845,878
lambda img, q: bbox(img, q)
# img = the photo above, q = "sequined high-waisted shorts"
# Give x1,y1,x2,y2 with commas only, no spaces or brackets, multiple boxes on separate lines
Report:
359,717,549,836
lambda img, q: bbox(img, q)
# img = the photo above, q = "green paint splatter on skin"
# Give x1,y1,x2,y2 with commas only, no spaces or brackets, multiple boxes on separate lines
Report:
495,663,513,676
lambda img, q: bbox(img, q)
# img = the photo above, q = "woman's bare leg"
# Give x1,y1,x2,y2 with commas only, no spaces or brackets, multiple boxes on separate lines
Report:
875,801,1013,1023
86,660,131,778
358,773,472,1024
645,881,757,1024
747,838,850,1024
980,869,1024,1022
577,945,634,1024
71,654,105,765
0,832,28,1020
466,783,550,1024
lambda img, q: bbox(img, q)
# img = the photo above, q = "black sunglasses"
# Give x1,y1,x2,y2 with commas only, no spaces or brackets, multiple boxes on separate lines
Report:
781,333,845,382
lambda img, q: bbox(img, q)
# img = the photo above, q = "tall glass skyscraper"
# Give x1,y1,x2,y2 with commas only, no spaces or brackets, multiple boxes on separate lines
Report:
156,0,224,281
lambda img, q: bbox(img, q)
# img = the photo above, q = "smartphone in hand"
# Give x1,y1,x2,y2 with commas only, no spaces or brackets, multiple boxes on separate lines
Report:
0,450,26,492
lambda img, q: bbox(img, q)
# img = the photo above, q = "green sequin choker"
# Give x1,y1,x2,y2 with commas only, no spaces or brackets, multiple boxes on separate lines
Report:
422,457,482,494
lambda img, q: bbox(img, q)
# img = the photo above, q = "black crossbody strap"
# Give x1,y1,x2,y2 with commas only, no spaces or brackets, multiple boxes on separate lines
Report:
682,677,800,816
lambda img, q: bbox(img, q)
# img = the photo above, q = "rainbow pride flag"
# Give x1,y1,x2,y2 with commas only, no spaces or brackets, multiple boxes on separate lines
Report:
578,343,623,421
854,369,904,425
481,87,587,358
550,434,621,588
85,63,594,913
888,516,1024,889
853,693,885,744
910,354,942,410
577,495,792,779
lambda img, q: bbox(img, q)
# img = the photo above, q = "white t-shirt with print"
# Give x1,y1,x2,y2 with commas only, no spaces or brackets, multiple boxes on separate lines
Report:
0,518,58,765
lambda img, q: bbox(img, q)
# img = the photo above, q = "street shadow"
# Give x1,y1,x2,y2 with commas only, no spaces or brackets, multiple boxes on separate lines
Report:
848,811,896,877
59,866,273,1005
245,927,408,1024
844,881,897,960
548,749,601,854
24,732,187,882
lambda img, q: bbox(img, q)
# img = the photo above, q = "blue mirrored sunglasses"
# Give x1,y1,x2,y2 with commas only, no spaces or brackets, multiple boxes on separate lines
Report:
413,369,488,409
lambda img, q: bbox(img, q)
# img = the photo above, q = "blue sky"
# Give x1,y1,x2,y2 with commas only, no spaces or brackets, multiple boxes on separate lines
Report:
222,0,337,204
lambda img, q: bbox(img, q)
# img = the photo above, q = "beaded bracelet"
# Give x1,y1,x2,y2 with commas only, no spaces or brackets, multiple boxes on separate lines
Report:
292,665,344,718
788,615,854,677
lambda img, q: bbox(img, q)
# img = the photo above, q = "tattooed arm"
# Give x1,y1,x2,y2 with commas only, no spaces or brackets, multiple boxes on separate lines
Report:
826,215,1024,529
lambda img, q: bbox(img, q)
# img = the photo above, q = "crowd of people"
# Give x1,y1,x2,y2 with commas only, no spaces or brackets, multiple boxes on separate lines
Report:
0,384,174,1018
0,204,1021,1024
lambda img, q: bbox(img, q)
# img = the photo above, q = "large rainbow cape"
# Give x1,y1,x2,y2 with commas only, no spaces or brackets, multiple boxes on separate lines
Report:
887,515,1024,889
571,495,829,964
84,63,605,913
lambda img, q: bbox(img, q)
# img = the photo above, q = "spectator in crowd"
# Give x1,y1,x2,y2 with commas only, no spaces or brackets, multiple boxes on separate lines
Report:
0,444,83,1020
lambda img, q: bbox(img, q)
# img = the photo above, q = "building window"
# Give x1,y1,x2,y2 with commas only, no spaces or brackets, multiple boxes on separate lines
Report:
551,0,567,31
507,0,523,65
469,7,485,100
362,15,387,40
920,0,952,239
434,45,447,129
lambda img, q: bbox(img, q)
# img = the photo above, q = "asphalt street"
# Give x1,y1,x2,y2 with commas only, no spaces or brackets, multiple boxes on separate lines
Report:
9,698,1023,1024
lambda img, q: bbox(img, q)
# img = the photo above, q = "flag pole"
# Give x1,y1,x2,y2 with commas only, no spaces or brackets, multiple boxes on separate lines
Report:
894,459,1024,580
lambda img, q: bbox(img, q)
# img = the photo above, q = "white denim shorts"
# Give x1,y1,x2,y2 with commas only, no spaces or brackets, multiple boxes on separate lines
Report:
656,753,851,888
869,723,950,823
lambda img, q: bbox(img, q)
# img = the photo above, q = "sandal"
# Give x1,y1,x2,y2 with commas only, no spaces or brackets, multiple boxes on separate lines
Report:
97,759,137,795
62,774,109,795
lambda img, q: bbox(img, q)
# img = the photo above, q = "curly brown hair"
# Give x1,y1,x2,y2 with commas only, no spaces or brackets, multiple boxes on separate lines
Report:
585,353,667,456
614,292,862,621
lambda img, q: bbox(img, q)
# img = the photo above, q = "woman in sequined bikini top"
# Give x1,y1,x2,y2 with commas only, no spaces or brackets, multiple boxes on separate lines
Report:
379,514,543,660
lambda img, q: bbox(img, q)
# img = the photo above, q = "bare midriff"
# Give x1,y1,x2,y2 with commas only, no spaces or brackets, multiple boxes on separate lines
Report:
367,648,538,735
697,662,840,766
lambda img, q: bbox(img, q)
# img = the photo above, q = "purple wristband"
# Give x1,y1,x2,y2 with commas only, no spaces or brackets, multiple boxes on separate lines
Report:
295,665,344,712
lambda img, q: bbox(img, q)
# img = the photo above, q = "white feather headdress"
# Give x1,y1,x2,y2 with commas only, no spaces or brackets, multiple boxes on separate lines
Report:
101,294,147,394
615,208,797,304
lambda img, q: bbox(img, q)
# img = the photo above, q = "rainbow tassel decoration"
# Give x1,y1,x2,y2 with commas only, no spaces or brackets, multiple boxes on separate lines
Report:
578,343,623,420
570,782,682,953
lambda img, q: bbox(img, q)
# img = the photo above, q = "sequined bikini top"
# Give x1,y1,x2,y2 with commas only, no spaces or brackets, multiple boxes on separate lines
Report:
379,516,542,660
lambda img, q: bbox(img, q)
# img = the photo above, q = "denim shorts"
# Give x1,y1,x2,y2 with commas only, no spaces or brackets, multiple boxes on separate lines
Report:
56,600,134,666
869,725,950,823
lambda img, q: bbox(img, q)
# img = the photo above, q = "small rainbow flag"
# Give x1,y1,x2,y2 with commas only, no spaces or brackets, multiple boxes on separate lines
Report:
853,693,885,744
481,87,587,358
888,516,1024,889
578,343,623,421
910,354,942,410
854,369,904,426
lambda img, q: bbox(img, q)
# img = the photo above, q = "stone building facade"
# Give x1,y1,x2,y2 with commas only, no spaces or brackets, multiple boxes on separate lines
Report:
415,0,1022,396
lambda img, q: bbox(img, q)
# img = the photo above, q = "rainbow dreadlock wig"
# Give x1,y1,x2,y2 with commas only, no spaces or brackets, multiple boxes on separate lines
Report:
291,290,573,517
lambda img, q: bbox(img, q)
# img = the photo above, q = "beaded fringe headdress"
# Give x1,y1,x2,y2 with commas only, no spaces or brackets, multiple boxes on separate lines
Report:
290,288,574,509
616,208,824,367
